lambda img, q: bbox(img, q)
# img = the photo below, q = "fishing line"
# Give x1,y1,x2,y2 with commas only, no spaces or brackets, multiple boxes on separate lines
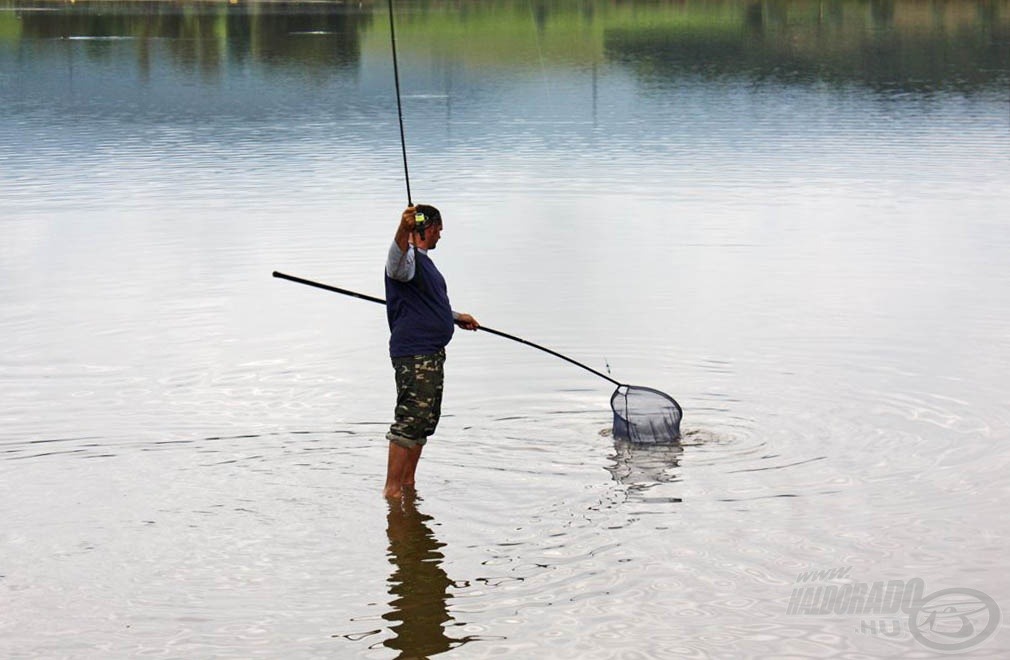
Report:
388,0,412,205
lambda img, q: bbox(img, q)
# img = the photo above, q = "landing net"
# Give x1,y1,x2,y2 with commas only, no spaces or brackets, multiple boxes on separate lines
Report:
611,385,682,444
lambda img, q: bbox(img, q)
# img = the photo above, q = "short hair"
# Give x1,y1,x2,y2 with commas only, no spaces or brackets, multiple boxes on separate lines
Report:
415,204,442,228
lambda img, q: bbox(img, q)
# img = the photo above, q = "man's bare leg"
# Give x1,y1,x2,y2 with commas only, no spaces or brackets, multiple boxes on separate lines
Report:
402,445,423,490
384,442,413,499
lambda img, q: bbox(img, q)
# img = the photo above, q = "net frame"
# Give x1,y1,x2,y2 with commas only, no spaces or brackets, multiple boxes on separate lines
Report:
611,385,683,444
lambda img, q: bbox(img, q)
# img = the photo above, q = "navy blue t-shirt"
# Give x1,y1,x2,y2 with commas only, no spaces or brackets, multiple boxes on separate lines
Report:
385,249,455,358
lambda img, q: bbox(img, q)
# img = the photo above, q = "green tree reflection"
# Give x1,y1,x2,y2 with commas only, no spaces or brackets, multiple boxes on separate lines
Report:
603,0,1009,92
12,1,373,78
4,1,1006,93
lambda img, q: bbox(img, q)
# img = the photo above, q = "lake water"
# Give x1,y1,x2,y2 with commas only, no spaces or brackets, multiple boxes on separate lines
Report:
2,1,1009,657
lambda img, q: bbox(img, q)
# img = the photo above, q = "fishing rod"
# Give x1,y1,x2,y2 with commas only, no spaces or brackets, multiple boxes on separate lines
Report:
372,7,617,381
388,0,412,206
272,271,621,387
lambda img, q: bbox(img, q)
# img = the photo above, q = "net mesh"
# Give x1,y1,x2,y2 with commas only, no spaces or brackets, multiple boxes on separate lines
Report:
611,385,682,444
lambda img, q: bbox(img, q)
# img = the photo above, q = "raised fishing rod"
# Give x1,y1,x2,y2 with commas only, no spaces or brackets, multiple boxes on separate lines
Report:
388,0,412,206
272,6,683,444
382,4,607,385
272,271,621,387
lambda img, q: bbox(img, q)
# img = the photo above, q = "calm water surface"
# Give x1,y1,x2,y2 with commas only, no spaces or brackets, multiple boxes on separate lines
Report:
2,1,1010,657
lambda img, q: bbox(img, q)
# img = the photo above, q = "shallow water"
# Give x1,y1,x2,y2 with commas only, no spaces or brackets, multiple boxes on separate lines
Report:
2,1,1010,657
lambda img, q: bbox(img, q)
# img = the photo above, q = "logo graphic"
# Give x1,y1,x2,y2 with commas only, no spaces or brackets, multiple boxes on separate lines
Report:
787,567,1001,653
909,588,1001,652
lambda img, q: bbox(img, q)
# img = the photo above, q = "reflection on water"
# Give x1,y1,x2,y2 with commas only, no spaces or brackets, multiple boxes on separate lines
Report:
384,493,461,658
2,0,1009,658
12,1,372,72
607,437,684,503
2,0,1007,92
605,0,1010,92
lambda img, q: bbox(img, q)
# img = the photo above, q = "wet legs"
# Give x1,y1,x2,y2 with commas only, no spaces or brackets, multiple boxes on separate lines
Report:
383,442,423,498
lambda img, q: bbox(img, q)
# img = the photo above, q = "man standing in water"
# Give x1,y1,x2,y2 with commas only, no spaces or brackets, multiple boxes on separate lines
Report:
384,205,478,498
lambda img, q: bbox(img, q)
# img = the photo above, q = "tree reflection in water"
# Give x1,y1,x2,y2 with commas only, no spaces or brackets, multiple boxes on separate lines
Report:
383,493,458,659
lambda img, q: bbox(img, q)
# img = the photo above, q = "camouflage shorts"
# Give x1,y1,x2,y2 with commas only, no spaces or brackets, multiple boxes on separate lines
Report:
386,349,445,449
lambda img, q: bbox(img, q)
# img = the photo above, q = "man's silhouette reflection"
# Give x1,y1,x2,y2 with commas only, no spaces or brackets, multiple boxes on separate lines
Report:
383,493,457,659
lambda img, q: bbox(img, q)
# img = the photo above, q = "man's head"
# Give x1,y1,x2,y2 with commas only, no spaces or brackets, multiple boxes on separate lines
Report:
414,204,443,250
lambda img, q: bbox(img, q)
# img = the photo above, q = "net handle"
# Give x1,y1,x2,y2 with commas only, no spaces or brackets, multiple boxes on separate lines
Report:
476,326,621,386
272,271,623,387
